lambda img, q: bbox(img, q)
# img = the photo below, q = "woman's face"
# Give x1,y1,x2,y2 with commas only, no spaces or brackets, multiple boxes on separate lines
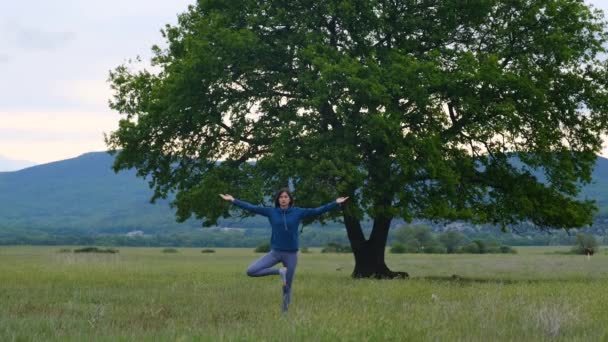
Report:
278,192,291,208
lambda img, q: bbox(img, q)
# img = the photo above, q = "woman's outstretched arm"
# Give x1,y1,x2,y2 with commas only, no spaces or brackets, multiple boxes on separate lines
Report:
219,194,272,217
298,197,349,219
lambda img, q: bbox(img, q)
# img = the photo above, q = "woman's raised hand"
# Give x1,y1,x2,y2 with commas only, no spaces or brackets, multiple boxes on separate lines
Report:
219,194,235,202
336,196,349,204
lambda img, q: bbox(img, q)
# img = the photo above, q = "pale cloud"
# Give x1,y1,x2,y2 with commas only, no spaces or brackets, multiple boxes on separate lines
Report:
0,111,119,163
0,141,109,165
14,26,75,51
0,111,118,134
1,18,75,52
52,80,113,108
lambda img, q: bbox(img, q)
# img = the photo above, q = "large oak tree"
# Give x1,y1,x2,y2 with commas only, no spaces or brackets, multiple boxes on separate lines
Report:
107,0,608,278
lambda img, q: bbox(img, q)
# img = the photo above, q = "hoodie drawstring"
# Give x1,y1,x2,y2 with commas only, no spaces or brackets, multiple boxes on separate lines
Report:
282,209,288,231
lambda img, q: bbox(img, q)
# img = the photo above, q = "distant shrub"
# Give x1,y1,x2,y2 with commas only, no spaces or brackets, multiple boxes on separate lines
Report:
300,247,311,253
499,246,517,254
460,242,480,254
321,242,352,253
162,248,179,253
439,231,466,253
57,248,72,253
74,247,118,254
458,241,516,254
390,244,407,254
571,233,598,255
201,248,216,253
423,245,446,254
486,247,501,253
254,243,270,253
394,225,439,253
472,240,487,253
546,250,574,255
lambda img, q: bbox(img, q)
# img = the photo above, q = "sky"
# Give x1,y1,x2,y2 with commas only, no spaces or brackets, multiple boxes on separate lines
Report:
0,0,193,169
1,1,608,171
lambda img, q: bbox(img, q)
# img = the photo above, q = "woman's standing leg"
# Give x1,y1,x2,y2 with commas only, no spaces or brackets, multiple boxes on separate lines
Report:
246,250,281,277
279,251,298,313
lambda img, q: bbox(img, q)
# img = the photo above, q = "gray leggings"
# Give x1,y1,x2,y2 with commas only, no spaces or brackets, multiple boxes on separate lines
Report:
246,250,298,289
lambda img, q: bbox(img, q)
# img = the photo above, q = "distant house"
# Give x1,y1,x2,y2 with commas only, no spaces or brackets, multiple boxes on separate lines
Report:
220,227,246,232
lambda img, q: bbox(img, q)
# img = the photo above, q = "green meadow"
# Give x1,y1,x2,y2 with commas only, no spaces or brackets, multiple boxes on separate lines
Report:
1,246,608,341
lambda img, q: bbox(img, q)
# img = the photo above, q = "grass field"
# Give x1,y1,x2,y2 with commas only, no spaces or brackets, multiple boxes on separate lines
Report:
1,246,608,341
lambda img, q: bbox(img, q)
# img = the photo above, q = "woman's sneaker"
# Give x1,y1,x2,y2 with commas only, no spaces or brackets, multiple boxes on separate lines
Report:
278,267,287,286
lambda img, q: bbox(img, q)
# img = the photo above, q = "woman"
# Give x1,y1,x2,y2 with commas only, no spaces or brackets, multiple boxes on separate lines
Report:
219,189,348,313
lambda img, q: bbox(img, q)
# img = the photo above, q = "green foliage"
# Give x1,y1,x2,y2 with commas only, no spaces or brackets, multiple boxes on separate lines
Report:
201,248,216,253
458,239,516,254
162,248,179,253
300,247,311,253
439,231,466,253
389,244,407,254
57,248,71,253
393,225,515,254
461,240,493,254
0,225,363,248
571,233,598,255
107,0,608,234
423,245,447,254
500,246,517,254
394,225,446,253
0,221,598,249
473,240,488,254
461,242,481,254
394,225,430,245
321,242,352,253
254,243,270,253
73,247,118,254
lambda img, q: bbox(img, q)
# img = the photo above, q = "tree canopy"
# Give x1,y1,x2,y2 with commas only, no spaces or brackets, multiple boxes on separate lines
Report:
107,0,608,233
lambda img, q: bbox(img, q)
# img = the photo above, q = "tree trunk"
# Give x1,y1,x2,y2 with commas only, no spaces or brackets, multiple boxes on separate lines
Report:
351,240,409,279
344,211,409,279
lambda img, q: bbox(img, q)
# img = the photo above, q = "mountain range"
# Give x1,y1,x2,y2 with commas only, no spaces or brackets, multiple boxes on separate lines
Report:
1,152,607,239
0,152,202,237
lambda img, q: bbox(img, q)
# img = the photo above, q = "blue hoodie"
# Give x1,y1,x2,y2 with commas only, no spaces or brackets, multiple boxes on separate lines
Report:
232,198,339,252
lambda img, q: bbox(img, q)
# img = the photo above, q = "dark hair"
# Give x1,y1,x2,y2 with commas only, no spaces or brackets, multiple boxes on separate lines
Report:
274,188,294,207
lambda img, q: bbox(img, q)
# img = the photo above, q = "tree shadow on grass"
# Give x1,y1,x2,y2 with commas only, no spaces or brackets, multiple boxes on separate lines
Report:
414,274,601,285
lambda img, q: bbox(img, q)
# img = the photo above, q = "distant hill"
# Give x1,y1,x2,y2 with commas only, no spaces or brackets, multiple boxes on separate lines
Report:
0,152,607,238
0,152,182,234
583,157,608,217
0,155,37,172
0,152,270,237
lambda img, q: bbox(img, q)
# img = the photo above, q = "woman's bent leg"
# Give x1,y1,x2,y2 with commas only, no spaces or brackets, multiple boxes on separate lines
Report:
246,251,281,277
